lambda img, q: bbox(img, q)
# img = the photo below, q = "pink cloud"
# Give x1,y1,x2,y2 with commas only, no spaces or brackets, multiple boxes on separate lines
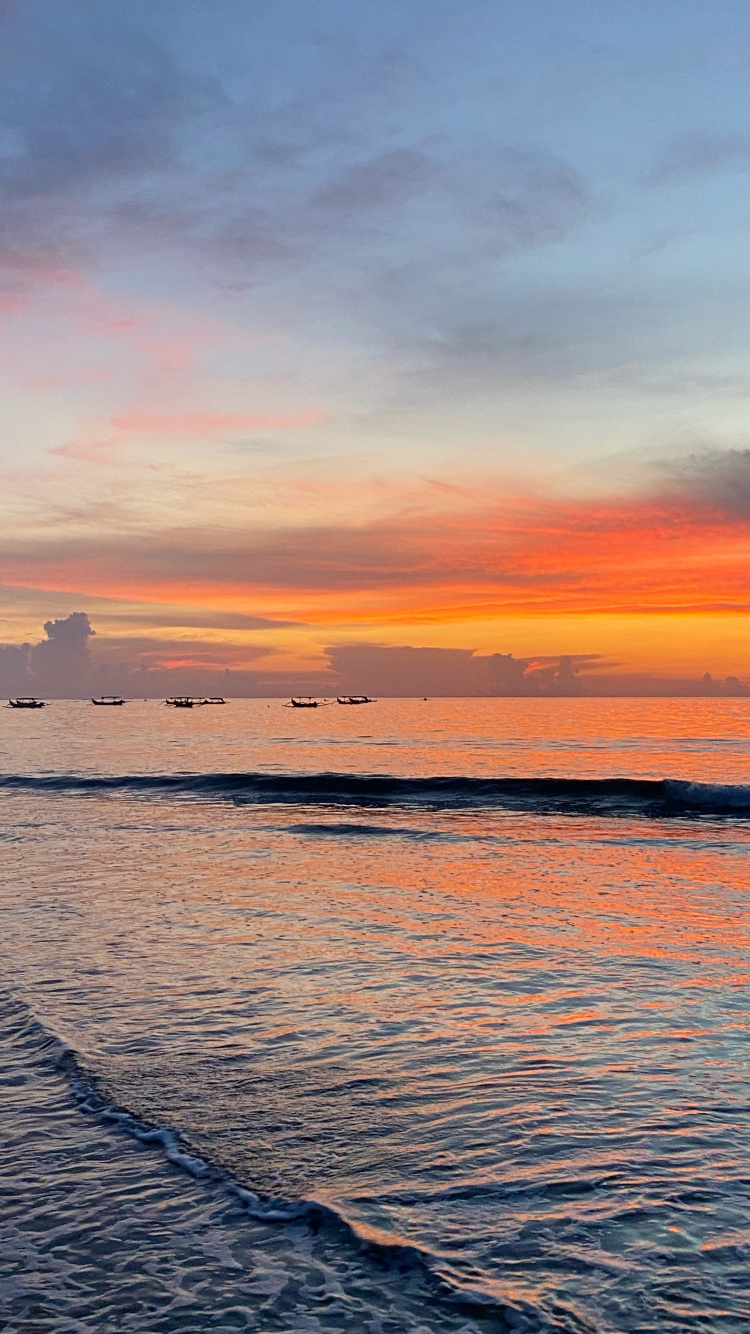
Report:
50,437,117,462
110,410,327,438
49,407,327,465
0,294,29,315
24,368,114,391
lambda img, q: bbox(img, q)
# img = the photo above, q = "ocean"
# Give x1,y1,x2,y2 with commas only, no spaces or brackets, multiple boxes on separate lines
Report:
1,697,749,1333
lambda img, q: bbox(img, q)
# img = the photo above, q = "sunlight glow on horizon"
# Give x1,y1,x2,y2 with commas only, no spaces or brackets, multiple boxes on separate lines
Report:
1,1,750,692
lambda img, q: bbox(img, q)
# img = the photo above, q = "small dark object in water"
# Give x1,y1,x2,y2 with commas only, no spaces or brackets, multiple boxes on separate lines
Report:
92,696,125,706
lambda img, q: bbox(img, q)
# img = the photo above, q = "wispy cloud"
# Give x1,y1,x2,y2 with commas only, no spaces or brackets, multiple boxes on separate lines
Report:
104,611,305,630
50,437,119,463
646,131,750,185
0,0,593,315
110,411,327,438
2,453,749,617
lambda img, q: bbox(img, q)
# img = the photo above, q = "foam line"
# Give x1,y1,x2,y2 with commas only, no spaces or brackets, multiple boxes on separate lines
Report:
1,988,596,1333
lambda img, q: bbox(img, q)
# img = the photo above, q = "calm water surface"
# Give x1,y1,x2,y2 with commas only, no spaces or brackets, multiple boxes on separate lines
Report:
1,699,749,1333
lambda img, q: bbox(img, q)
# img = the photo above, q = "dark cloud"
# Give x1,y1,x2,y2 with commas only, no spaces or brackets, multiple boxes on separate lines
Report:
0,611,97,695
330,643,542,697
0,614,747,698
451,147,589,255
0,0,592,300
0,618,595,698
4,444,750,613
321,644,739,698
312,149,437,214
666,448,750,517
0,522,575,594
33,611,95,692
0,641,31,696
329,643,750,697
0,39,205,200
0,3,225,279
0,613,301,696
646,131,750,185
39,611,94,651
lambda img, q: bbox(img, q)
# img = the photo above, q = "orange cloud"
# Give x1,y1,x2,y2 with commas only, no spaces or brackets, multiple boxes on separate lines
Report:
3,452,750,685
2,479,749,618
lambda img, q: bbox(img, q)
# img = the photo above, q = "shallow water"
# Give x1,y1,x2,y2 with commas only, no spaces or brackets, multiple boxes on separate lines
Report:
1,698,749,1332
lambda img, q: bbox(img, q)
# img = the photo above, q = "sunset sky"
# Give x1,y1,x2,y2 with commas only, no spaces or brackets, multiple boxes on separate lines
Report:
2,0,750,691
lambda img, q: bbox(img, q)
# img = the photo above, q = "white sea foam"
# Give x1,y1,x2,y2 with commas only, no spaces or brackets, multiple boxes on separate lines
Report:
666,779,750,809
1,990,546,1334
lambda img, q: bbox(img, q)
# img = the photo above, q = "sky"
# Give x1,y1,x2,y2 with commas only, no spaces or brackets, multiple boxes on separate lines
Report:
2,0,750,695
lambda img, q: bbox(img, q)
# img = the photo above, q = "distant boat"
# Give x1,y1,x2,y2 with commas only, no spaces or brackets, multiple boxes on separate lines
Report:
199,697,226,705
337,695,375,705
165,697,197,708
92,695,125,706
287,697,322,708
8,697,46,709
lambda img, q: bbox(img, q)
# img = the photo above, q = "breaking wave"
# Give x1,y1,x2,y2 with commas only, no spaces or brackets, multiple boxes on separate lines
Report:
1,770,750,816
1,989,594,1333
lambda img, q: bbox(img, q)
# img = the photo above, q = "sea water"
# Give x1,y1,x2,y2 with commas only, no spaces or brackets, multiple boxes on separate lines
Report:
1,698,749,1333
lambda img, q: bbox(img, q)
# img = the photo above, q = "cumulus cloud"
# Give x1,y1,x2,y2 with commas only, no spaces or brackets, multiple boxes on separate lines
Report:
0,641,31,697
329,643,540,697
39,611,94,652
0,612,308,696
0,608,746,698
0,611,96,695
33,612,96,693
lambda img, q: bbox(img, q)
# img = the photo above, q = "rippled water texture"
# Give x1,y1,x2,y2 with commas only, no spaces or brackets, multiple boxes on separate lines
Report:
1,698,749,1332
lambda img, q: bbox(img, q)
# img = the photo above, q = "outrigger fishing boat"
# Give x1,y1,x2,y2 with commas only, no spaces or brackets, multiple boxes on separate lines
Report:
286,696,329,708
8,697,46,709
199,697,226,705
165,697,198,708
337,695,375,705
92,695,125,706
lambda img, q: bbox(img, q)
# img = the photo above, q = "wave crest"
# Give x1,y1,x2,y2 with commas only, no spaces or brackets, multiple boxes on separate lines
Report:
2,770,750,816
